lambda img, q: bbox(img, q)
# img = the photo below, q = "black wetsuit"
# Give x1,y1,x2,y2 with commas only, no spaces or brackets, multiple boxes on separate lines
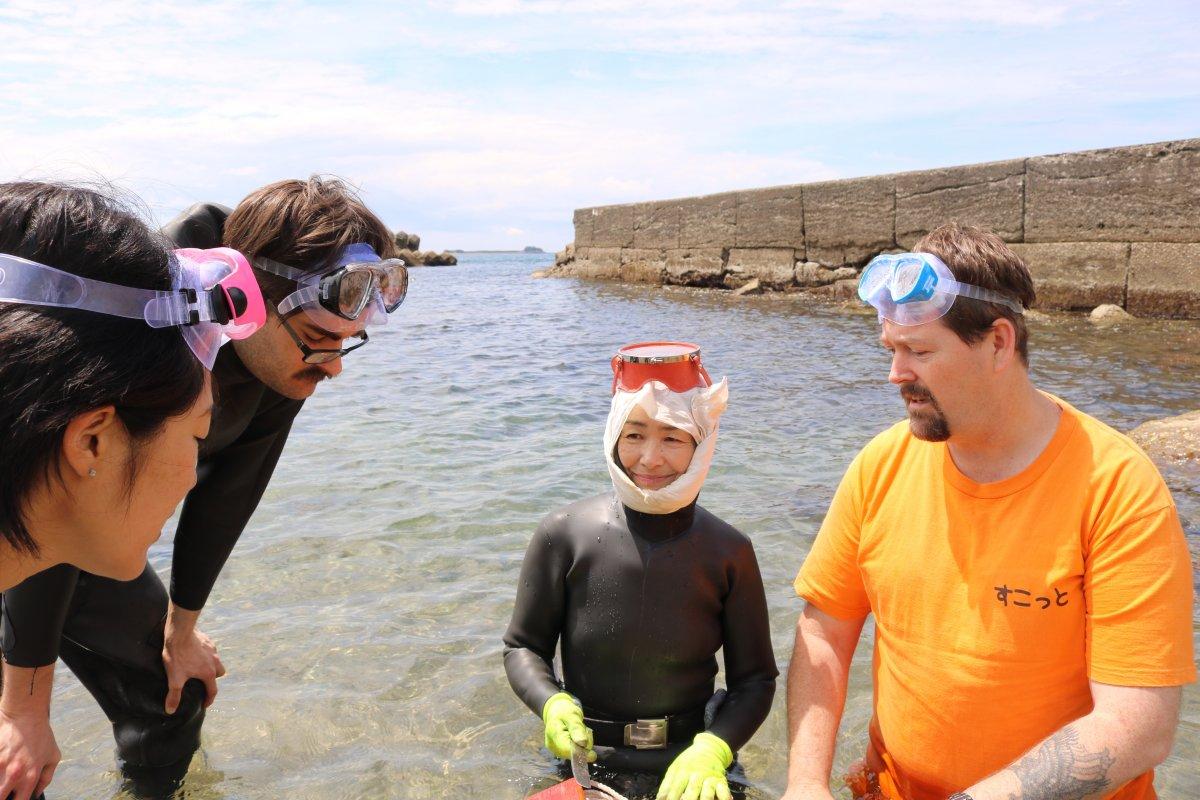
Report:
503,493,777,776
0,204,304,795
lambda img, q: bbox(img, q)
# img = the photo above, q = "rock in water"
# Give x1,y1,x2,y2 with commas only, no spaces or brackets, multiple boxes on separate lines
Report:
733,278,761,296
1129,410,1200,466
393,231,421,252
1090,304,1135,323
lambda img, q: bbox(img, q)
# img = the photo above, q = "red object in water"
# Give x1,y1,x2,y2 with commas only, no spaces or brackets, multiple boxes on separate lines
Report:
528,778,585,800
610,341,713,395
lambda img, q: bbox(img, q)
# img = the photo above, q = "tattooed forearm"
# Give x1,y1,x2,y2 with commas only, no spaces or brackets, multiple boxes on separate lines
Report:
1004,726,1114,800
29,665,37,695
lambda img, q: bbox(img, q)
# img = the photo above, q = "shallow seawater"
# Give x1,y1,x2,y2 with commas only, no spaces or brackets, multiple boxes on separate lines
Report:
51,254,1200,799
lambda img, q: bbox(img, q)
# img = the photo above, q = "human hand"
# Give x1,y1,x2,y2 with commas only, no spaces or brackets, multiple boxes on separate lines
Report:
0,707,59,800
540,693,596,762
656,732,733,800
162,606,225,714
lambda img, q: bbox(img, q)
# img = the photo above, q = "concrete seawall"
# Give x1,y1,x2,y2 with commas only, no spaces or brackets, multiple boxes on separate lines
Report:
553,138,1200,317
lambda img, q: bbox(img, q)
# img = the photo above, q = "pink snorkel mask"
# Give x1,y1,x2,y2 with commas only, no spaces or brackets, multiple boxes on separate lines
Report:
0,247,266,369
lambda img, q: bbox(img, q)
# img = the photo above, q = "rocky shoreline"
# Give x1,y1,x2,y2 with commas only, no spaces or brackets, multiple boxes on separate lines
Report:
394,230,458,267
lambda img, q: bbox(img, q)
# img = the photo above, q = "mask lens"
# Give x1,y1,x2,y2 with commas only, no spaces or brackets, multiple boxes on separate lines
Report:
892,261,923,296
378,264,409,312
337,268,375,319
858,259,892,302
890,258,937,303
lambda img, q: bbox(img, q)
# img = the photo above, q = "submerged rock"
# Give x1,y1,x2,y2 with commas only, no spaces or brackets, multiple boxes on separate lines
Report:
1129,410,1200,466
1090,304,1135,323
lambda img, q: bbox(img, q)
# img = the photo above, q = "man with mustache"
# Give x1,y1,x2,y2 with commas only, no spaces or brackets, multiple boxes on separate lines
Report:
781,224,1193,800
0,177,408,799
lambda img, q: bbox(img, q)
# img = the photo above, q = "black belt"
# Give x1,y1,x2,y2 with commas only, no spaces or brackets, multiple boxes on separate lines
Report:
584,706,706,750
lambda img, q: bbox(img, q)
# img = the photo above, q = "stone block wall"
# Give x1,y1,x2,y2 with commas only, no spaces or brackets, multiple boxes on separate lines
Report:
559,138,1200,318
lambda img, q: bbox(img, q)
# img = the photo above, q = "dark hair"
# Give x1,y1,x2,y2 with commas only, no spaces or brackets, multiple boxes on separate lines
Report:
0,182,207,555
914,223,1037,365
222,175,395,302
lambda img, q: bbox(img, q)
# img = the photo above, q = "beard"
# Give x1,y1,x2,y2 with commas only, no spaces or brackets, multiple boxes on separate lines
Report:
900,382,950,442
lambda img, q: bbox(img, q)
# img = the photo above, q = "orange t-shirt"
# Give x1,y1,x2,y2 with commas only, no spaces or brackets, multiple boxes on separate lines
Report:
794,398,1196,800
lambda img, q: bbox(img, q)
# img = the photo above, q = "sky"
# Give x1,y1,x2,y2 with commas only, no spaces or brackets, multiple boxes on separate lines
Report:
1,0,1197,251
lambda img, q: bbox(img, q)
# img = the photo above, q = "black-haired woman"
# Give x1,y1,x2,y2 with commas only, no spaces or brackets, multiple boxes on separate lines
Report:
0,181,262,800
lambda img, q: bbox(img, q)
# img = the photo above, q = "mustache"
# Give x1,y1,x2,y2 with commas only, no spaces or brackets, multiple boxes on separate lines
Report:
296,368,334,383
899,382,934,403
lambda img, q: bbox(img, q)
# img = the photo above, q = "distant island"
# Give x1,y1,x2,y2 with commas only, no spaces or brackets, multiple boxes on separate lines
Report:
448,246,546,254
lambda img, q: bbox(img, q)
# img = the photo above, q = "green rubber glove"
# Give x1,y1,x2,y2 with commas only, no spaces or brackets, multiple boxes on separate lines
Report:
656,732,734,800
541,692,596,762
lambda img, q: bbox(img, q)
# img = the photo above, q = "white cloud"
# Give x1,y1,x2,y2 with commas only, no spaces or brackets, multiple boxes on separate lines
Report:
1,0,1196,250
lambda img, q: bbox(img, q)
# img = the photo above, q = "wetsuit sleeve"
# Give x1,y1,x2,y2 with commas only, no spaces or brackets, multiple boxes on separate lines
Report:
161,203,233,249
709,540,778,751
0,564,81,667
168,393,303,611
502,515,572,716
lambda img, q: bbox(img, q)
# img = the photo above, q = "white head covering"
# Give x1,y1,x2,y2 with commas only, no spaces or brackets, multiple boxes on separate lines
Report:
603,378,729,514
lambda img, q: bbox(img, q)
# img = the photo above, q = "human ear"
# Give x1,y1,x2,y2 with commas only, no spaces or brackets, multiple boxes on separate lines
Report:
60,406,121,480
989,318,1018,371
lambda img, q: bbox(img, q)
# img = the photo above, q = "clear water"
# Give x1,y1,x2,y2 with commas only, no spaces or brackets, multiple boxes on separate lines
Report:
51,253,1200,799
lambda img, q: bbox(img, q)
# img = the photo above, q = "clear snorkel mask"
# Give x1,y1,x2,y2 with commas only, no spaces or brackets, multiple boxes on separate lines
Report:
0,248,266,370
857,251,1025,325
255,242,409,333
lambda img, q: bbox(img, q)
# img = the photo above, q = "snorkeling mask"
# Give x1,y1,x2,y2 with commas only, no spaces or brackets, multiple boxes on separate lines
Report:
0,248,266,369
858,252,1024,326
256,243,408,331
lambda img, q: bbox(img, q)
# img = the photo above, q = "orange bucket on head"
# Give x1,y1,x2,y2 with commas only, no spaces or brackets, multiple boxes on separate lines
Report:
610,341,713,395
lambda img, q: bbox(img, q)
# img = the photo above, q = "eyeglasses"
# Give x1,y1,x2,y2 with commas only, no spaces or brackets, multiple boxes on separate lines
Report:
277,310,369,364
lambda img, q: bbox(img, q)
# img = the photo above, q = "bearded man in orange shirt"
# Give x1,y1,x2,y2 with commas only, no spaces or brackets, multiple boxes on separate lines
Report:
782,224,1194,800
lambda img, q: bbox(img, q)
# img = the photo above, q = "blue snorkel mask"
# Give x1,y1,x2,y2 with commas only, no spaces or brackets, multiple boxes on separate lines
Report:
256,243,408,333
858,252,1025,326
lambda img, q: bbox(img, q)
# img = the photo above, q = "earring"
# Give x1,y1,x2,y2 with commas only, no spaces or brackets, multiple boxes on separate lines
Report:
88,468,97,478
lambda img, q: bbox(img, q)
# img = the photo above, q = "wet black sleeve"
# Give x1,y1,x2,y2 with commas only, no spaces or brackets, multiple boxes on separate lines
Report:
502,513,571,717
708,542,778,751
161,203,233,249
168,393,302,611
0,564,82,667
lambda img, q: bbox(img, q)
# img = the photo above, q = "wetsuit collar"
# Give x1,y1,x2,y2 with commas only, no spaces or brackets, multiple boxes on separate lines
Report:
211,339,257,386
621,498,698,543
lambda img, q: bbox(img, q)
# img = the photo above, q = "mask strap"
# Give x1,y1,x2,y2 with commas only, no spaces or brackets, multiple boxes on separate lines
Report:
942,278,1025,314
255,256,314,282
276,285,320,317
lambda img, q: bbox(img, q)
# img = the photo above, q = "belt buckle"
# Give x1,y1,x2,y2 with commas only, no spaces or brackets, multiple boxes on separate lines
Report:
623,718,668,749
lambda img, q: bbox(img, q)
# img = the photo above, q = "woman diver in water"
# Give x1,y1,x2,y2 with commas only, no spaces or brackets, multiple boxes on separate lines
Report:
504,343,777,800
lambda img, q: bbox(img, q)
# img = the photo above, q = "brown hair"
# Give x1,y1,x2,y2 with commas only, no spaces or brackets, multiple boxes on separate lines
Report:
914,223,1036,365
222,176,395,301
